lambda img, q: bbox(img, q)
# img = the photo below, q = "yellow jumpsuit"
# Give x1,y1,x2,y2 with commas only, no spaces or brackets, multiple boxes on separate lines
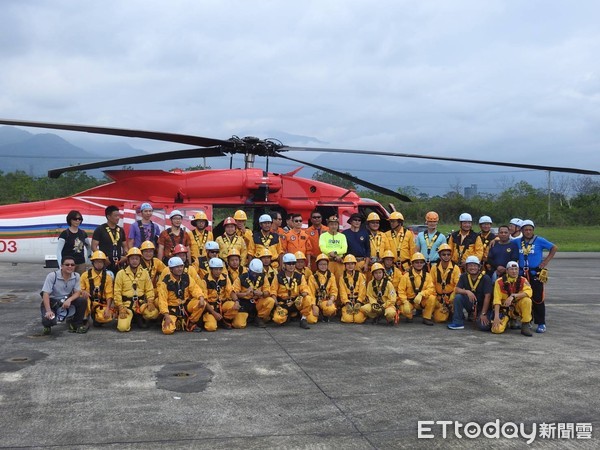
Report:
430,262,461,322
80,268,114,325
386,227,416,272
296,266,314,285
339,270,367,324
492,275,533,334
248,231,283,269
362,277,397,323
140,257,166,298
216,233,248,263
189,228,214,264
270,272,315,324
448,231,484,267
113,266,155,332
160,264,201,286
201,272,237,331
368,231,392,262
397,268,436,321
227,266,248,287
383,265,403,292
232,272,275,328
157,272,206,334
237,227,253,252
309,270,338,319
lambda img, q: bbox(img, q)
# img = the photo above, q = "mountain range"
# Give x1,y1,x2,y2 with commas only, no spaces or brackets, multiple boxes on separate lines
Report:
0,125,558,196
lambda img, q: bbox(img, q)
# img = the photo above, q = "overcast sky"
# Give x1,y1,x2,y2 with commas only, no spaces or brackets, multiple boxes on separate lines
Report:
1,0,599,179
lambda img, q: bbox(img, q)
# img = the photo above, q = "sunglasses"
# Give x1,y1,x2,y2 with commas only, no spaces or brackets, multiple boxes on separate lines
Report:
312,216,322,219
63,263,76,267
72,217,83,221
293,219,303,223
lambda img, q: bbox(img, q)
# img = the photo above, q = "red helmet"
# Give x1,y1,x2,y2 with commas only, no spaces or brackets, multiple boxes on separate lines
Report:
223,217,236,226
173,244,188,254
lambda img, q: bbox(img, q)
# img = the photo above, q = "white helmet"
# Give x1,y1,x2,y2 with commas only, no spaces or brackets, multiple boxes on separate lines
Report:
506,261,519,269
282,253,297,264
248,258,264,273
259,214,273,223
459,213,472,222
478,215,492,224
208,257,224,268
168,256,185,268
169,209,183,219
465,256,480,265
509,218,522,227
521,219,535,228
205,241,219,251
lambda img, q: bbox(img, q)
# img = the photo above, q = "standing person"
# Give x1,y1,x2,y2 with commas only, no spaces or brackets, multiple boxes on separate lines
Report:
270,211,286,238
385,211,416,273
343,213,371,274
477,215,496,272
306,209,328,272
40,255,87,335
515,220,557,334
491,261,533,337
127,202,160,249
217,217,248,264
157,210,191,264
365,212,391,269
509,218,523,240
248,214,283,270
113,248,155,332
57,210,91,274
448,213,483,271
80,250,114,327
416,211,447,270
189,211,213,266
283,213,312,267
447,256,493,331
486,225,519,282
430,244,461,323
319,215,348,280
92,205,128,275
233,210,253,250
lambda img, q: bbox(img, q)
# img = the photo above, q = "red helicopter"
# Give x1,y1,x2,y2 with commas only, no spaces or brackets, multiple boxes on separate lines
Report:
0,118,597,266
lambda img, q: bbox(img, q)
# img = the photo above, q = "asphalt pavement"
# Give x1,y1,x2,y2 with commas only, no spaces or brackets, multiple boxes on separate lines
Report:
0,253,598,449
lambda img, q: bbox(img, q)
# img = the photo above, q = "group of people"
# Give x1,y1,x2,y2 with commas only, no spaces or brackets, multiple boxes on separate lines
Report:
41,204,557,337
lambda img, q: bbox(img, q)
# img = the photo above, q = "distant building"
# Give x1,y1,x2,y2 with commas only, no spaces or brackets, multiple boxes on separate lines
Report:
464,184,478,199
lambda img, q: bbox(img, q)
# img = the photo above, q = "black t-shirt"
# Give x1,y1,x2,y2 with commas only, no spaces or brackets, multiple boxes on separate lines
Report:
456,273,493,312
92,223,126,260
58,228,88,265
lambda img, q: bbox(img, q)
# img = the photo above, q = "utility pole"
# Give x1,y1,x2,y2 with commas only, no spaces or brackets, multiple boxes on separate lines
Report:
547,171,551,223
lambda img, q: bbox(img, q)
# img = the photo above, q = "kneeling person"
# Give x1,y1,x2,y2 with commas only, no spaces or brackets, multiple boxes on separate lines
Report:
339,255,367,324
309,254,338,322
201,257,238,331
232,259,275,328
80,251,114,327
362,263,397,324
492,261,533,336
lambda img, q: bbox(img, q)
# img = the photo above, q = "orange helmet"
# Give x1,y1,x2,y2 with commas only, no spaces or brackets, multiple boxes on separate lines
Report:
425,211,439,222
223,217,236,226
173,244,188,254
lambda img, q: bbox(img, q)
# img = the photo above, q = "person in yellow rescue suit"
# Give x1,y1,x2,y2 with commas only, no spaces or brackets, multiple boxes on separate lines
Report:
234,210,253,252
270,253,315,329
366,212,391,270
294,251,314,285
257,247,277,286
385,212,416,273
232,258,275,328
249,214,283,270
381,250,403,291
339,254,367,324
397,253,436,325
196,241,220,278
477,215,496,273
160,244,201,286
309,254,338,322
80,250,115,327
139,240,166,297
189,211,213,266
217,216,248,263
226,247,248,285
362,263,396,324
158,256,207,334
492,261,533,337
201,257,239,331
430,244,461,323
113,248,156,332
448,213,484,271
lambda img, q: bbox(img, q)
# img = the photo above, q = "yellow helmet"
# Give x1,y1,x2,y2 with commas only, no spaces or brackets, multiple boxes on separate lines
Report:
257,248,273,258
233,210,247,221
191,211,208,223
411,252,426,262
90,250,108,261
382,250,395,260
437,243,451,253
294,251,306,260
343,254,357,264
367,212,380,222
425,211,439,222
316,253,329,263
371,262,384,273
126,247,142,258
140,240,155,251
227,248,241,258
388,212,404,221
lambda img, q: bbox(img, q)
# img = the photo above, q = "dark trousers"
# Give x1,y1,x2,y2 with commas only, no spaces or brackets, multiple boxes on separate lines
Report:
529,277,545,325
40,297,87,328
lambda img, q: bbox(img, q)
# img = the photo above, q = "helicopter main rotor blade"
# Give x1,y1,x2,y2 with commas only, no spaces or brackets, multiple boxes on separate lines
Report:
48,147,225,178
0,119,231,148
283,146,600,176
276,154,412,202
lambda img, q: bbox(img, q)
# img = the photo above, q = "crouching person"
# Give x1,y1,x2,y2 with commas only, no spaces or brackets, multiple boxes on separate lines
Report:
397,253,436,325
270,253,314,329
491,261,533,337
448,256,493,331
158,257,206,334
202,257,237,331
309,254,338,322
40,255,88,335
339,255,367,324
232,258,275,328
361,263,397,325
113,248,155,332
80,250,114,327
